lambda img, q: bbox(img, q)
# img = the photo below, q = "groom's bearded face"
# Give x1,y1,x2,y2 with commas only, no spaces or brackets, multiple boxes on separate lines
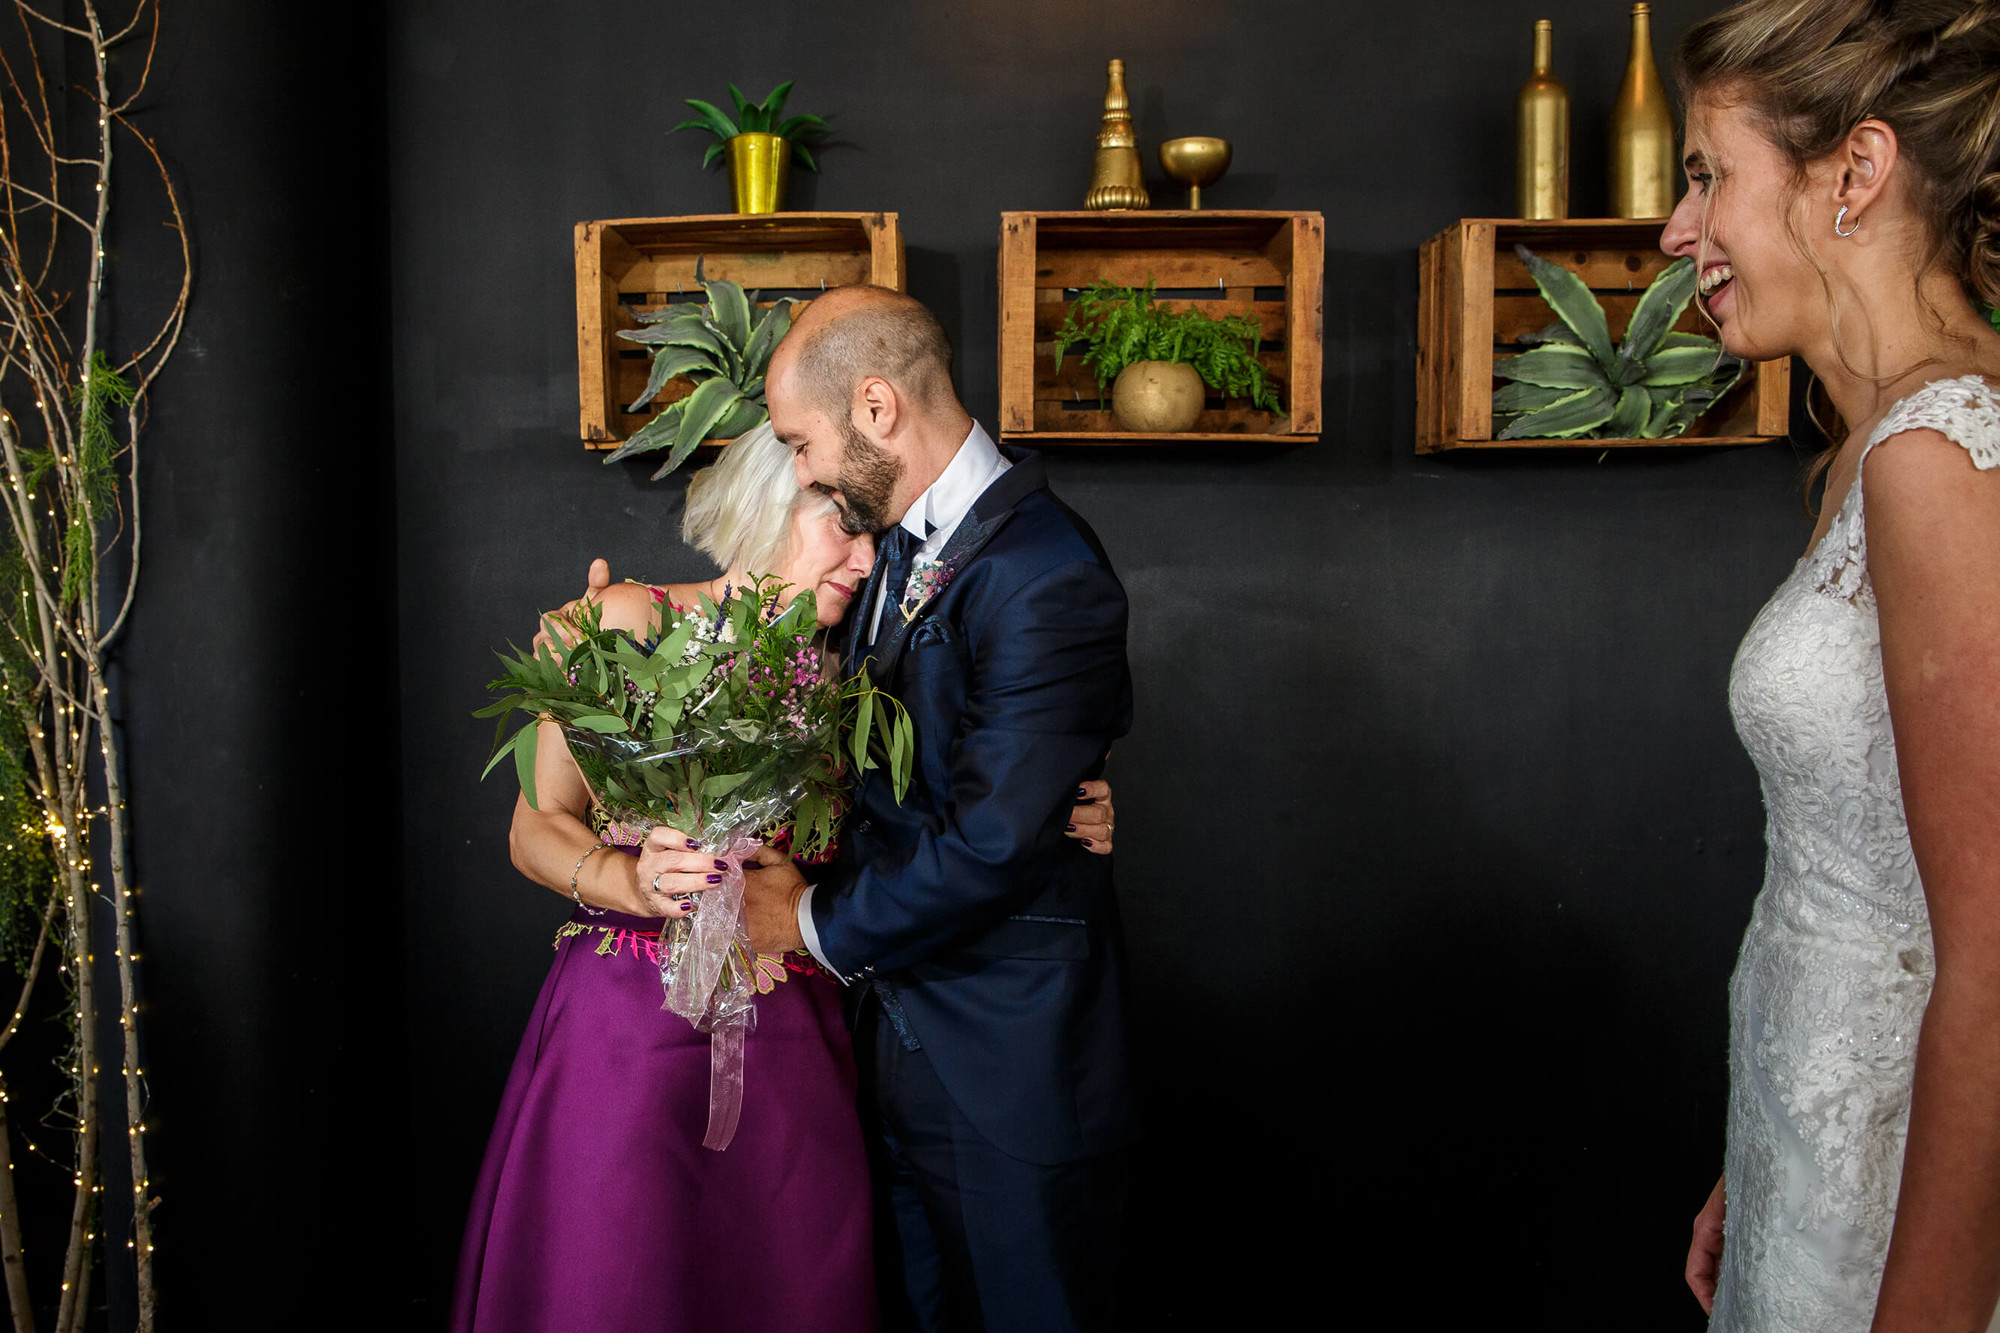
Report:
828,413,903,537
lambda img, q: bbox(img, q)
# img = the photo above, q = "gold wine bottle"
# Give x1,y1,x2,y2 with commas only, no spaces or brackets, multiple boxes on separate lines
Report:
1516,20,1570,220
1610,2,1677,219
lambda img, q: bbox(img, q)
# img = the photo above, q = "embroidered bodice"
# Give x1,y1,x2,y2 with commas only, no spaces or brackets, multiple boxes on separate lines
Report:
1712,376,2000,1331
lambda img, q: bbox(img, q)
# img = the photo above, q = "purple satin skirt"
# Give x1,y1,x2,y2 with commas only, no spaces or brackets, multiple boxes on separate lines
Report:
450,905,877,1333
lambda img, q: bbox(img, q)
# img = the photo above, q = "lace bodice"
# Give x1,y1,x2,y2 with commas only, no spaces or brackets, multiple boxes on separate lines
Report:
1712,376,2000,1331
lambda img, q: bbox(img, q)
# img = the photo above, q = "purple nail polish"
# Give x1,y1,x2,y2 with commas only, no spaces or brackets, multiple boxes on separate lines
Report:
1066,823,1076,832
1081,838,1093,847
714,859,729,871
1076,787,1087,798
705,874,722,884
685,838,700,850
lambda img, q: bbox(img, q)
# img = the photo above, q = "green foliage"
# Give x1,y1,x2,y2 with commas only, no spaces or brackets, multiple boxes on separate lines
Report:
606,261,800,480
478,579,914,859
59,354,131,607
1052,278,1284,415
1493,248,1745,440
671,81,828,171
1985,299,2000,336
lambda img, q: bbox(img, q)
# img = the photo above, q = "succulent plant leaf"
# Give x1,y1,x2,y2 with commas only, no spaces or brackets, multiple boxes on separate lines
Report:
649,378,748,480
1645,344,1739,386
1493,343,1607,389
620,314,725,358
680,99,739,141
1493,381,1581,415
712,396,767,441
1656,331,1720,350
1519,321,1583,347
775,114,827,139
1497,385,1617,440
630,301,705,326
602,399,689,464
703,277,753,351
702,141,725,171
628,348,714,412
792,141,819,172
760,81,794,123
1617,256,1699,362
1641,388,1686,439
1514,245,1614,367
1606,385,1652,438
743,300,797,379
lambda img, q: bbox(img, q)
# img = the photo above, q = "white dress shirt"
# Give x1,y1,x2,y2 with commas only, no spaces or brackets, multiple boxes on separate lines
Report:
797,422,1011,975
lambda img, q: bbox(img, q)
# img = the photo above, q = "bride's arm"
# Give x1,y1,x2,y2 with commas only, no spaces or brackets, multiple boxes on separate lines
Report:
1866,428,2000,1333
507,582,692,919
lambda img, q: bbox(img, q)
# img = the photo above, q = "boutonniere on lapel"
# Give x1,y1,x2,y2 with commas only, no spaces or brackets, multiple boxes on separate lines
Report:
899,555,961,625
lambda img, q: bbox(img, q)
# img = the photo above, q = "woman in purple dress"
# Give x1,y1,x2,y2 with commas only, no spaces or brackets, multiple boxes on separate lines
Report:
450,424,1116,1333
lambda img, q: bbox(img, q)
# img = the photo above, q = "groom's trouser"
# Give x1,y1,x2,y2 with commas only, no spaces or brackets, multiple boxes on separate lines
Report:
856,992,1129,1333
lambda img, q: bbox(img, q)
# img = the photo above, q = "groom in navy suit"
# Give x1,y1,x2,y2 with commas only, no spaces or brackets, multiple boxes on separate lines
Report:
719,285,1137,1330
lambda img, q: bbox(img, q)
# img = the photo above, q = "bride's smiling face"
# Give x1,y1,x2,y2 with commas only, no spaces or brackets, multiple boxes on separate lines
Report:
1660,92,1831,363
769,502,874,628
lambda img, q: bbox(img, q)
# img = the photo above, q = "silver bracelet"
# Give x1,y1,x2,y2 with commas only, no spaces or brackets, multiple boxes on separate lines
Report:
569,842,610,916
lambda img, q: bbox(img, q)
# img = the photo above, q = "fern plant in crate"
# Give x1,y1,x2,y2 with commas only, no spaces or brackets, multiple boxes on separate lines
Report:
604,264,799,479
1053,278,1283,432
1493,246,1744,440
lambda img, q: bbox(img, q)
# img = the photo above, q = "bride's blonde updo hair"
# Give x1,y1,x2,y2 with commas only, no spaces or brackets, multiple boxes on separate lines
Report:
681,420,838,576
1678,0,2000,308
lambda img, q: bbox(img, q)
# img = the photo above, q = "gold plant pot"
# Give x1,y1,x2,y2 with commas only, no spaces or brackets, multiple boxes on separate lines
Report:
1158,137,1232,211
1112,361,1205,432
727,133,791,215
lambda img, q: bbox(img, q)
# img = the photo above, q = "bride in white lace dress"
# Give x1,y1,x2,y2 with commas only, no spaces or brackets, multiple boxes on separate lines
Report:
1667,4,2000,1331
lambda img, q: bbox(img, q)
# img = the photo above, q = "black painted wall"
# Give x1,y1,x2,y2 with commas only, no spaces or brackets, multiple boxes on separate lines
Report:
115,0,1820,1327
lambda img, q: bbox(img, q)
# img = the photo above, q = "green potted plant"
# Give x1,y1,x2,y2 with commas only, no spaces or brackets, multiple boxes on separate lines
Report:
1053,278,1283,433
672,81,827,215
604,259,798,479
1492,247,1744,440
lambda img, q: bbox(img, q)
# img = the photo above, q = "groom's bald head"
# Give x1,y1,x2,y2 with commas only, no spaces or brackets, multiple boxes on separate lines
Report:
773,284,956,420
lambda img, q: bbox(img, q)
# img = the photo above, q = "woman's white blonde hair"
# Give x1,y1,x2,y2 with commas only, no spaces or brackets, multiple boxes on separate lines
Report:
681,420,837,576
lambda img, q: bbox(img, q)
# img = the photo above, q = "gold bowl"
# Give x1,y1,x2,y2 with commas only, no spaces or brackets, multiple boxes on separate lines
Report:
1157,137,1232,210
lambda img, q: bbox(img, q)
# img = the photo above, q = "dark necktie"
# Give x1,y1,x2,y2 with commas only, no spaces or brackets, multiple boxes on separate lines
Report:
869,524,919,649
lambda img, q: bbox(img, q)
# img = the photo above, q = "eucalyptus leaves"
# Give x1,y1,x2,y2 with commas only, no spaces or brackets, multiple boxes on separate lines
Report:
606,263,797,479
480,580,912,861
1493,247,1744,441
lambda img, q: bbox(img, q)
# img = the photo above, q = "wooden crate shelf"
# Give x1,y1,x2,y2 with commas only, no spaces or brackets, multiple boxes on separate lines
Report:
1416,218,1791,454
573,212,905,449
998,210,1324,447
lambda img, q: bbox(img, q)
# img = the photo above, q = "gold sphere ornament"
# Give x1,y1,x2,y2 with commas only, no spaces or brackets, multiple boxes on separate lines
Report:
1158,137,1232,211
1112,361,1205,432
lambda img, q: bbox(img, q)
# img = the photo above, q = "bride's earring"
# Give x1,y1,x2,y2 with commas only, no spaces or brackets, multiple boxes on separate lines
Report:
1834,205,1860,238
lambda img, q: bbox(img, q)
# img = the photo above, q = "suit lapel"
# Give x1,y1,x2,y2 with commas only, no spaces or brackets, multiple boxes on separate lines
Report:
855,445,1049,683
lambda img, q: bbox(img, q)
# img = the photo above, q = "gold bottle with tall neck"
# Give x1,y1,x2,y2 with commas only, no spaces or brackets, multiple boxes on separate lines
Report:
1515,20,1570,220
1609,2,1677,219
1085,59,1149,211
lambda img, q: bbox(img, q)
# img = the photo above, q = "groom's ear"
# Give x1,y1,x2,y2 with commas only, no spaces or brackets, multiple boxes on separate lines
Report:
855,375,901,444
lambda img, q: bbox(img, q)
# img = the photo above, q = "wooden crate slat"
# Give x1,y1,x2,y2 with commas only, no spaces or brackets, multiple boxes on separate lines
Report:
1032,248,1288,293
574,212,903,448
1033,400,1297,435
1418,217,1792,454
999,209,1323,447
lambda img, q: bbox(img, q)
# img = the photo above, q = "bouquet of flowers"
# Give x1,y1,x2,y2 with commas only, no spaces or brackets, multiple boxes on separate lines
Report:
478,578,913,1148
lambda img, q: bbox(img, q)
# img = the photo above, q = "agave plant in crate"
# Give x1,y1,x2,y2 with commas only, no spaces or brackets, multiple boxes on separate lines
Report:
1493,246,1745,441
606,262,799,480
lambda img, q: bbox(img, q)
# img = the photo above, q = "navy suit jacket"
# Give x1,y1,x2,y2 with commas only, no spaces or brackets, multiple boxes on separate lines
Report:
810,448,1138,1166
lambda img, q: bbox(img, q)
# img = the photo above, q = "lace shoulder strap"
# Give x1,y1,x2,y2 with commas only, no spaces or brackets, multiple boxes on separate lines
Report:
1819,376,2000,602
1863,374,2000,470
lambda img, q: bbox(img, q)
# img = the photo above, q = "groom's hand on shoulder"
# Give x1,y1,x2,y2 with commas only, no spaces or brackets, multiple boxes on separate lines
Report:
743,845,808,955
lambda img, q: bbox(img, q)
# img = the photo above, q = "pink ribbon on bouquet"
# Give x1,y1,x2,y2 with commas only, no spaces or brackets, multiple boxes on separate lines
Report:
660,831,761,1151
